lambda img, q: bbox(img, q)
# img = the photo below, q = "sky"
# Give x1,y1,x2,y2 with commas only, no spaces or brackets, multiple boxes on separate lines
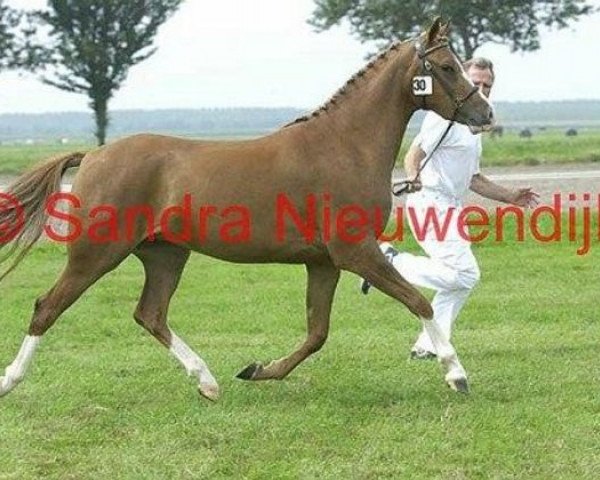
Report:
1,0,599,114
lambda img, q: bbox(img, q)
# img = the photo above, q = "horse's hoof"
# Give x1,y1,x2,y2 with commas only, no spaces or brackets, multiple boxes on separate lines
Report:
446,377,469,394
236,362,263,381
198,383,220,402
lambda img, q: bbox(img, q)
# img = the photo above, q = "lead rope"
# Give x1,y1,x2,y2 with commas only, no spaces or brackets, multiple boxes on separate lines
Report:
392,119,454,196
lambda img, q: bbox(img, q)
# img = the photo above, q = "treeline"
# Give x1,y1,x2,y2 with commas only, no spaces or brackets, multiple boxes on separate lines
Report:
493,100,600,126
1,101,599,142
0,108,303,141
410,100,600,130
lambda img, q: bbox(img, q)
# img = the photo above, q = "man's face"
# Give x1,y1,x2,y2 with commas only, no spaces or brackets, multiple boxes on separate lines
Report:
467,66,493,98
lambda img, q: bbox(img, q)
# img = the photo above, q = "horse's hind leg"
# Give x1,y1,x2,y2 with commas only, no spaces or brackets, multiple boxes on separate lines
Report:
133,241,219,401
0,249,127,397
237,261,340,381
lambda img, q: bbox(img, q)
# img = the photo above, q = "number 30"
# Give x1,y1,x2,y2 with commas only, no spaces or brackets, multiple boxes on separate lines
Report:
413,78,427,91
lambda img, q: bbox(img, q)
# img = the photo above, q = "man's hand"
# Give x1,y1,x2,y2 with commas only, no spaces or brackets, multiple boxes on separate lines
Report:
393,176,422,196
507,187,540,208
405,176,423,193
471,174,540,208
403,144,426,194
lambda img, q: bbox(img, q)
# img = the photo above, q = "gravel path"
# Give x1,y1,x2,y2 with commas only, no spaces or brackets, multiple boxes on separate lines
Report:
392,163,600,210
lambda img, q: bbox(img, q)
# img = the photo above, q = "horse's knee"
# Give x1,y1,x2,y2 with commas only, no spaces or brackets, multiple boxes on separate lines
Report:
28,296,53,336
133,308,146,328
307,332,328,354
34,297,43,313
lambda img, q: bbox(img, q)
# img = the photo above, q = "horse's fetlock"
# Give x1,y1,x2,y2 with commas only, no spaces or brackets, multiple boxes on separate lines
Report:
437,349,456,364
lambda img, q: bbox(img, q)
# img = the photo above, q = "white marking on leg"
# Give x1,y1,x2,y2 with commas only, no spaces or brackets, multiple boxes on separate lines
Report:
169,331,219,400
0,335,41,397
419,318,467,384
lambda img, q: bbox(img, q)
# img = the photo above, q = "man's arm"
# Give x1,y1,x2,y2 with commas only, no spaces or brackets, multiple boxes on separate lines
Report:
403,144,426,192
470,173,539,208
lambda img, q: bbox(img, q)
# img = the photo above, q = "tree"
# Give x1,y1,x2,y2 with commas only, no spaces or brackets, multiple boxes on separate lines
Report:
28,0,183,145
309,0,597,58
0,0,30,70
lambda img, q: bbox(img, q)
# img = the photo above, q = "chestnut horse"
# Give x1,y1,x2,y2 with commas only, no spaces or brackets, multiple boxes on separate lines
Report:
0,19,492,401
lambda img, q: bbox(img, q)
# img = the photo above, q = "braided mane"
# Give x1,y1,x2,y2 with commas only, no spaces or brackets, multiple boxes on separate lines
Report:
283,39,407,128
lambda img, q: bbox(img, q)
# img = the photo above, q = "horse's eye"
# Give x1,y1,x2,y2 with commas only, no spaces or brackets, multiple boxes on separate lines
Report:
442,64,455,73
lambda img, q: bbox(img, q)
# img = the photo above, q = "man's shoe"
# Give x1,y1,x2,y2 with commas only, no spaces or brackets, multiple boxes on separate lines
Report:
360,244,400,295
410,348,437,361
360,277,372,295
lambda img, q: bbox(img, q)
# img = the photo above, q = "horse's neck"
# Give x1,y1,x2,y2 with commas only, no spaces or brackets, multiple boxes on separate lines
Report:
322,47,417,176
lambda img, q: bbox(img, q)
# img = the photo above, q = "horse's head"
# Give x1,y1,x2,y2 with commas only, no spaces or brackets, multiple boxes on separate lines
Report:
411,18,494,129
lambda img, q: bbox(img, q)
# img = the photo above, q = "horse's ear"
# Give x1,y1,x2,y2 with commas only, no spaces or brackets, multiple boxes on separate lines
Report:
438,20,451,38
427,16,443,45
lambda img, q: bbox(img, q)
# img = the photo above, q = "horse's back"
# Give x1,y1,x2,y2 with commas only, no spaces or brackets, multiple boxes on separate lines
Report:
66,131,325,263
74,132,288,199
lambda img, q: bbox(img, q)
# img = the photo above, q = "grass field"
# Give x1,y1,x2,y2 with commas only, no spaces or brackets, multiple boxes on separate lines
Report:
0,218,599,479
480,130,600,167
1,128,600,176
398,129,600,168
0,142,91,176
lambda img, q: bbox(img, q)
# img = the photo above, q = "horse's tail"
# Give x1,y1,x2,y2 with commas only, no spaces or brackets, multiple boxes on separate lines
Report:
0,152,86,283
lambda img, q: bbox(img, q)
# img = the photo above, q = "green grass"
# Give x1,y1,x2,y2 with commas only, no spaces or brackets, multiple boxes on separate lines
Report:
395,129,600,168
480,130,600,167
0,216,599,479
0,143,91,176
2,128,600,176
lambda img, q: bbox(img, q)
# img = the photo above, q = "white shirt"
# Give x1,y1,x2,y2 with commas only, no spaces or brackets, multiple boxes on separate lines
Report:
411,112,482,200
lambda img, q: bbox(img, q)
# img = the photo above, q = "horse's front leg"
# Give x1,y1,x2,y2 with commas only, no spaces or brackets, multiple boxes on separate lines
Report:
333,240,469,393
236,261,340,381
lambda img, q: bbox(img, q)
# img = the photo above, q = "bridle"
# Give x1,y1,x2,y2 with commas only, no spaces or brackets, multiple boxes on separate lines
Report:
392,38,480,197
414,39,480,115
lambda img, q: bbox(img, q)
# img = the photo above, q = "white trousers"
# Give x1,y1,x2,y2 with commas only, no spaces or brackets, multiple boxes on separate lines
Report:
384,190,480,352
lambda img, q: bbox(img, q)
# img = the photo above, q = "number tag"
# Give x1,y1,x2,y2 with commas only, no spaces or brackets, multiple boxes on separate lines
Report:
412,76,433,96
